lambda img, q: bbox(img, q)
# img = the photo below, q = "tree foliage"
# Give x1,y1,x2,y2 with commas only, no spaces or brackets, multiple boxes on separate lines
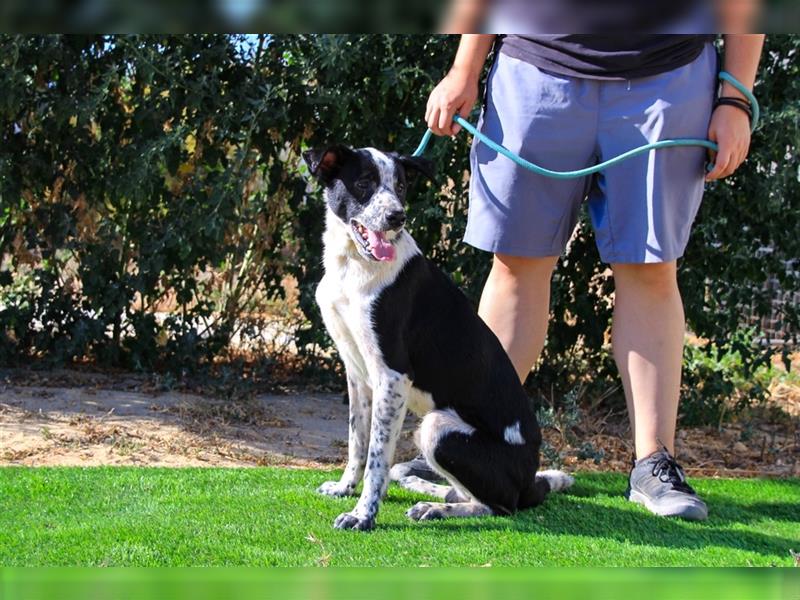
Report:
0,34,797,422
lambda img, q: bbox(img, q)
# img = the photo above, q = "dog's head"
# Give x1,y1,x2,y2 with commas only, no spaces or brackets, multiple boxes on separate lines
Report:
302,145,435,262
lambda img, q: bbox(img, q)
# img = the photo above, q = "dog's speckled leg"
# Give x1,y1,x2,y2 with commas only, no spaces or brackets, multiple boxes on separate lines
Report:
334,371,409,531
318,375,372,497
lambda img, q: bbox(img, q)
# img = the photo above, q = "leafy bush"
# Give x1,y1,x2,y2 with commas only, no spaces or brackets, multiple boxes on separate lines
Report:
681,329,777,426
0,35,319,370
1,34,798,425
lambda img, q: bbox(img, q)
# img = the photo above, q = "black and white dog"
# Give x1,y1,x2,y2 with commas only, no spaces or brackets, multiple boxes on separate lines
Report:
303,144,573,531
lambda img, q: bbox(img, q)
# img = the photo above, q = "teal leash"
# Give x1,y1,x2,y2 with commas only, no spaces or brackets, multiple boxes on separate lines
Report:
412,71,758,179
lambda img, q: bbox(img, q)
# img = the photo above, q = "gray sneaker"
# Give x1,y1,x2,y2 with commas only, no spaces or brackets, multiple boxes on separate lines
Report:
627,448,708,521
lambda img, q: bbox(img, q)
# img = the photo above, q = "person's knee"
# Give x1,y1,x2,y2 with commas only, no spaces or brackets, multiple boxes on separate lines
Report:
612,261,678,297
492,253,558,281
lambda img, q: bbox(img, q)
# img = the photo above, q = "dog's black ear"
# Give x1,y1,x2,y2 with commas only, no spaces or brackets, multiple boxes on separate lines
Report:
302,145,354,185
396,155,436,182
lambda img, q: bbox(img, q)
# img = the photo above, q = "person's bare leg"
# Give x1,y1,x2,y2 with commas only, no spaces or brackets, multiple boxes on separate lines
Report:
478,254,559,383
611,261,684,459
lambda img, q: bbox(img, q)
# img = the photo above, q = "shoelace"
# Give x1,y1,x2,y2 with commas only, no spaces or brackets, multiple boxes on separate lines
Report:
651,454,696,495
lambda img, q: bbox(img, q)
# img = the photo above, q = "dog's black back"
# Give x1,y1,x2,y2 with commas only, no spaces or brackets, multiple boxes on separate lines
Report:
373,253,544,511
373,254,538,440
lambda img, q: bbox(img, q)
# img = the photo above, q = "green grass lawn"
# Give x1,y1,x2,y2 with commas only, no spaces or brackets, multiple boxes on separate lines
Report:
1,467,797,567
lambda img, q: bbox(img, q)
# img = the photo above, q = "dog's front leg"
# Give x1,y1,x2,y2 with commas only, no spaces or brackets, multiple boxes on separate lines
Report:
333,372,409,531
317,374,372,497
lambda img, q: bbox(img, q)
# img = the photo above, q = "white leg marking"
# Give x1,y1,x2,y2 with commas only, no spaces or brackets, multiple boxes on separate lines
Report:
536,469,575,493
406,501,493,521
418,409,476,503
317,375,371,498
396,475,452,500
503,420,525,445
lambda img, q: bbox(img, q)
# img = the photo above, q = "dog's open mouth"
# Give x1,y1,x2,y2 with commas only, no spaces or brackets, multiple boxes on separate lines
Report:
351,220,396,262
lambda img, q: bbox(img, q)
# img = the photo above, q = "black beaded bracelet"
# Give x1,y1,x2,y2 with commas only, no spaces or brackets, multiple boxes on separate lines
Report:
714,96,753,123
718,95,752,109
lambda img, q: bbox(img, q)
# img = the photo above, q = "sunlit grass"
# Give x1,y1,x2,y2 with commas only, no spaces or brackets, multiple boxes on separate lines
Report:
1,468,797,566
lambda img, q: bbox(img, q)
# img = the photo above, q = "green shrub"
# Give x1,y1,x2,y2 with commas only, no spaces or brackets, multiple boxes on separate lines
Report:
681,329,777,426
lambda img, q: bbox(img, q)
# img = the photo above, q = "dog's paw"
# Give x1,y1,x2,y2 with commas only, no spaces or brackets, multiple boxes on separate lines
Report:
537,469,575,493
317,480,356,497
333,511,375,531
389,463,412,481
406,502,445,521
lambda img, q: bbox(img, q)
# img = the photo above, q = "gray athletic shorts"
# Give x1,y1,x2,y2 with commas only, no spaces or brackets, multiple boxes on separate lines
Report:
464,43,718,264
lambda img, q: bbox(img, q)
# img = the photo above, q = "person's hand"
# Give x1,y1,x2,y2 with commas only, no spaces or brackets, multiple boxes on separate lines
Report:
705,104,752,181
425,66,479,137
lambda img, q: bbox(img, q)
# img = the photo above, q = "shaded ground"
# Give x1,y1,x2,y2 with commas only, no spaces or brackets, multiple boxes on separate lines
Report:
0,368,798,477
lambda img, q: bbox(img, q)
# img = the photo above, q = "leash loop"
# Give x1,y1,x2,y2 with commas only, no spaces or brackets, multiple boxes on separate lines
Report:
412,71,759,180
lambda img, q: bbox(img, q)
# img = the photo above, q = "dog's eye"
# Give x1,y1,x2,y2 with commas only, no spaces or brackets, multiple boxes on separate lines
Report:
396,181,406,194
355,179,371,192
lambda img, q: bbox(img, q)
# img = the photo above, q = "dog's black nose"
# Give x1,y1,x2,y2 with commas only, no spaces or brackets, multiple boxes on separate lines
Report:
386,209,406,229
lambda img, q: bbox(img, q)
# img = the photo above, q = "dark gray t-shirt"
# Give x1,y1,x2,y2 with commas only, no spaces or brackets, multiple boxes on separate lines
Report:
497,35,717,80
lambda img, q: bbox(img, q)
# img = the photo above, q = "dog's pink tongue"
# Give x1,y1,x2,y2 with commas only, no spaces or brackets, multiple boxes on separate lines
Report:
367,229,395,261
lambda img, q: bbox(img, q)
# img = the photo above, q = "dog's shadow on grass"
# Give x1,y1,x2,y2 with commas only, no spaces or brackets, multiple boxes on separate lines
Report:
379,475,799,560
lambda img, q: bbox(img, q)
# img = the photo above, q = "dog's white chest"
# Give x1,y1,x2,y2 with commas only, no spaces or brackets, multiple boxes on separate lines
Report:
316,278,372,380
317,210,422,388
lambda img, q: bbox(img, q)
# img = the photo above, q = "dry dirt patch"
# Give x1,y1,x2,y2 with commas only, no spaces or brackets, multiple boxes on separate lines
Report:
0,382,418,468
0,369,797,476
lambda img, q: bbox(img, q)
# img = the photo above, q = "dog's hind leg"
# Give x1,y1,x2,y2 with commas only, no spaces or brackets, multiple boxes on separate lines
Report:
395,475,456,500
535,470,575,493
515,469,574,510
318,374,372,497
408,409,570,521
404,409,509,521
407,500,492,520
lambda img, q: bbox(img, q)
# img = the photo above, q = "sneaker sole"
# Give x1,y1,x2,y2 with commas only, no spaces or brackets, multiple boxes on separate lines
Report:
628,489,708,521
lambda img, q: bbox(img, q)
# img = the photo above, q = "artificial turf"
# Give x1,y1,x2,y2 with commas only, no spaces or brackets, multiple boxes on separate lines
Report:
1,467,797,567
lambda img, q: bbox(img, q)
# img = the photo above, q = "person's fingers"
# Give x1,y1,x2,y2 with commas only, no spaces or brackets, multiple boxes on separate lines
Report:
451,102,472,136
426,84,444,126
438,103,455,136
706,127,718,174
706,149,733,181
449,102,469,135
427,94,458,136
717,152,734,180
706,148,717,174
722,147,738,177
706,107,753,180
436,104,461,135
427,106,441,134
720,161,736,179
